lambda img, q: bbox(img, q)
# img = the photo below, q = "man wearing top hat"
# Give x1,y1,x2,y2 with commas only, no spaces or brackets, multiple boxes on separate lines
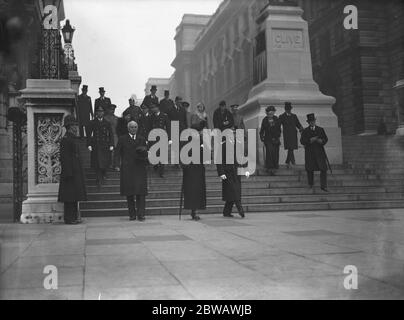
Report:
76,85,93,138
141,85,159,109
94,87,112,115
87,105,114,188
115,121,148,221
159,90,175,115
279,102,303,168
300,113,329,192
58,115,87,224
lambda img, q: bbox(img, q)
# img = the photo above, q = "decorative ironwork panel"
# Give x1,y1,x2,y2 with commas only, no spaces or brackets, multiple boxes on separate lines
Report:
40,29,61,79
35,113,63,184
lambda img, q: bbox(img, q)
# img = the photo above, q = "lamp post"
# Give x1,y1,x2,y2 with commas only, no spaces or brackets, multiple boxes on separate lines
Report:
61,19,76,71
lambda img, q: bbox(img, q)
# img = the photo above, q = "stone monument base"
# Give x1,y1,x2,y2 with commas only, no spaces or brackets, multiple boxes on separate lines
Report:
21,196,63,224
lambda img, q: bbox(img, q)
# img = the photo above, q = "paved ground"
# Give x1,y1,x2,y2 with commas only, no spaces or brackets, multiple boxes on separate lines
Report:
1,209,404,300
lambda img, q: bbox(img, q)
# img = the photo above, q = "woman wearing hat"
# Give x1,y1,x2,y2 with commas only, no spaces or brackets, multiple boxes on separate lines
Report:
58,115,87,224
259,106,281,176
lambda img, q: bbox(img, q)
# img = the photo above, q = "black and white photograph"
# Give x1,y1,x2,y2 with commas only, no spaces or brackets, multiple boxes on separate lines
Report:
1,0,404,305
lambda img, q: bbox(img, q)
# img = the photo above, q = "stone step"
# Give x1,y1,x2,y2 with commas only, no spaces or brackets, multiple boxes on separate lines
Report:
86,179,404,193
80,192,404,210
86,186,388,201
80,199,404,217
85,174,378,186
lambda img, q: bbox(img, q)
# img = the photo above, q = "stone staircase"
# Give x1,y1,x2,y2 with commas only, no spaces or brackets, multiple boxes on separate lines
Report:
78,137,404,217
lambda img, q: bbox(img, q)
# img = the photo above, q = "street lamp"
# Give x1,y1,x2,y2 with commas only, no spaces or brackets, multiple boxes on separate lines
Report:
61,19,75,44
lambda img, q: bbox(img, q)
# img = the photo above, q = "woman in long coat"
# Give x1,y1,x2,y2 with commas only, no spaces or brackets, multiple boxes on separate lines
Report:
182,142,206,221
259,106,281,176
58,115,87,224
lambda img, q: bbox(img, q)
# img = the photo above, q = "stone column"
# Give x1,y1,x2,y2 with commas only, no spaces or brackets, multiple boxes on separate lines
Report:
394,80,404,135
20,79,76,223
240,4,342,167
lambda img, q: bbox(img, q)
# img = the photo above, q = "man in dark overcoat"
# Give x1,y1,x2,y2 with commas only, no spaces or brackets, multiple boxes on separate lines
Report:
213,100,235,131
58,115,87,224
76,85,93,138
300,113,329,192
259,106,281,176
279,102,303,167
159,90,175,115
148,103,170,177
181,140,206,221
165,96,188,132
115,121,148,221
87,106,114,188
94,87,111,115
141,85,159,109
217,139,245,218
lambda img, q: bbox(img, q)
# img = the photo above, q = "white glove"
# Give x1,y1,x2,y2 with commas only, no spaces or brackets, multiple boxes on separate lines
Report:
109,146,114,151
168,140,173,145
88,146,92,151
220,175,227,180
245,171,250,178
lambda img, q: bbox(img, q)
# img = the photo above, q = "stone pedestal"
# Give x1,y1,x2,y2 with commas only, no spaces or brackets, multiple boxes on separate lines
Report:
240,4,342,167
20,79,76,223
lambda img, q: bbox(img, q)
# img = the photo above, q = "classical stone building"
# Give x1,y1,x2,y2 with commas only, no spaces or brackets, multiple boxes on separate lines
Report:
151,0,404,136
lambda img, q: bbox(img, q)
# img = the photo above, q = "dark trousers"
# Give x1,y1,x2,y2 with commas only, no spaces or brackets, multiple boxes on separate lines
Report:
95,168,107,185
154,164,164,176
285,149,296,165
64,202,78,223
126,195,146,218
223,200,244,216
307,170,327,189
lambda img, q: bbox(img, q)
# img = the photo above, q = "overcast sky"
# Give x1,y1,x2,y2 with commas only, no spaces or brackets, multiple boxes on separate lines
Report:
64,0,221,116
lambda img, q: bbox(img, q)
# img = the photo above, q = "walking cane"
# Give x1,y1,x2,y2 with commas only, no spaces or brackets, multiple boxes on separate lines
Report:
179,177,184,220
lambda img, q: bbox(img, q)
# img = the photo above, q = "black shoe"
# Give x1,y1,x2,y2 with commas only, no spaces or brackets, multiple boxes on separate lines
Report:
138,216,145,222
129,216,136,221
159,173,165,178
191,215,201,221
223,214,234,218
65,221,78,225
321,188,329,193
239,211,245,218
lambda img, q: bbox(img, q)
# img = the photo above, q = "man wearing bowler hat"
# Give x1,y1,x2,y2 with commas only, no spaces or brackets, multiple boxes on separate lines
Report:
159,90,174,115
94,87,112,115
58,115,87,224
279,102,303,168
300,113,330,192
77,85,93,138
141,85,159,109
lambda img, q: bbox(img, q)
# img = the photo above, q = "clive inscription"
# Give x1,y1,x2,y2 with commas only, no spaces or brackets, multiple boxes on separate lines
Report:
272,29,304,49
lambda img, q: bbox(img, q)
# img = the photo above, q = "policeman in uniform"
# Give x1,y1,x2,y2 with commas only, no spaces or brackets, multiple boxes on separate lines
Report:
300,113,329,192
76,85,93,138
58,115,87,224
141,85,159,109
94,87,112,115
87,106,114,188
148,103,170,177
